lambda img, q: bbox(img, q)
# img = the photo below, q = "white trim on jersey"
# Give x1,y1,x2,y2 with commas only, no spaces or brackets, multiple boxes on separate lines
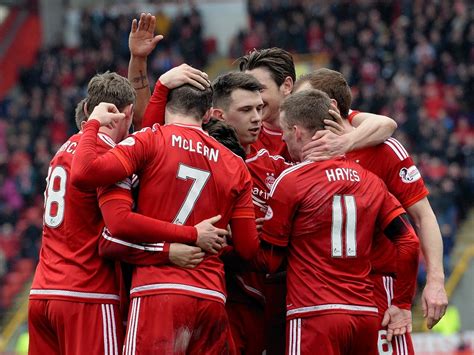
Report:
262,127,283,136
245,148,287,164
286,303,378,317
98,133,116,148
102,230,164,251
130,283,226,303
101,304,119,355
383,138,409,161
383,276,394,308
288,318,301,355
169,123,206,133
235,275,265,302
29,289,120,301
395,334,408,355
125,297,141,355
269,161,312,197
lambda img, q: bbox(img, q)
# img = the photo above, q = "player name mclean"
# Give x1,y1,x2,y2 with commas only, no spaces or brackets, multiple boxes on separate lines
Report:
172,134,219,163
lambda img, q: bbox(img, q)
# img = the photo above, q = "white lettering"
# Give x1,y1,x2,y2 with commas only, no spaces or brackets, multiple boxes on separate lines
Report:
326,168,360,182
172,135,182,147
335,168,345,181
171,135,219,162
326,169,336,182
66,142,77,154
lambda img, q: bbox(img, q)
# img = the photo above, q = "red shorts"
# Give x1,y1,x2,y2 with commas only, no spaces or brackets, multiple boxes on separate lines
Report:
226,301,264,355
286,314,379,355
372,275,415,355
28,299,123,355
264,274,286,355
124,294,235,355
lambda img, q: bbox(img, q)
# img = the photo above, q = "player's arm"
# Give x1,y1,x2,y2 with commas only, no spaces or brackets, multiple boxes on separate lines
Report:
346,111,398,150
406,197,447,328
71,104,147,189
99,230,204,269
128,13,163,129
142,64,211,128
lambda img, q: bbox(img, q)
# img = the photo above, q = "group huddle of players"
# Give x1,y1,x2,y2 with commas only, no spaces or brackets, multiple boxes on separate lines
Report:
28,13,448,355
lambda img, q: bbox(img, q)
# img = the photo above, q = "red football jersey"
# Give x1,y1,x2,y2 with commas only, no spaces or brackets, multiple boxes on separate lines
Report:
87,123,257,304
347,137,429,273
30,132,120,303
251,126,291,161
261,158,405,320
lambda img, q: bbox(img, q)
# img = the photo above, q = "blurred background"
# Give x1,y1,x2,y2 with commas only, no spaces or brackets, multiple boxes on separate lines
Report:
0,0,472,353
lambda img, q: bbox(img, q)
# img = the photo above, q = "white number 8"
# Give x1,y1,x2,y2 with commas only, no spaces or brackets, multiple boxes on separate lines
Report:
44,166,67,228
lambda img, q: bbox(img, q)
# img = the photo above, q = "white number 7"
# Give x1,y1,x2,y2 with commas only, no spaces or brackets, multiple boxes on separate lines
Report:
173,164,211,225
331,195,357,257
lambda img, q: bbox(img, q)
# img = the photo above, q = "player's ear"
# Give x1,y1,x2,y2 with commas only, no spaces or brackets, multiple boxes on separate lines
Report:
80,120,86,130
124,104,134,118
330,99,340,113
83,101,89,118
294,125,302,140
280,76,294,96
210,107,225,121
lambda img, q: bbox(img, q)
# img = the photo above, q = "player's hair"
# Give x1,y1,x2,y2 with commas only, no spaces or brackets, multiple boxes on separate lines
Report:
294,68,352,118
74,98,88,130
86,71,136,115
167,84,213,120
280,89,335,132
203,118,246,160
236,47,296,87
212,72,264,110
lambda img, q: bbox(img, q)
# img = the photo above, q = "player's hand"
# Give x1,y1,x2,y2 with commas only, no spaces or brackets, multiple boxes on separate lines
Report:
323,105,347,136
422,280,448,329
129,13,164,59
302,129,351,162
159,64,210,90
169,243,205,268
88,102,125,128
381,305,412,342
194,215,228,254
255,217,265,232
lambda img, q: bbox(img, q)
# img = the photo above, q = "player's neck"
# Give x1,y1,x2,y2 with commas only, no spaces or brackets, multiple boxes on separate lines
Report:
98,127,123,144
166,114,202,127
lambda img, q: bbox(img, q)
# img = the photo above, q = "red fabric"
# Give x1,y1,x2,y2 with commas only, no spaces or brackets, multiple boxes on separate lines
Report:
261,158,406,319
285,314,378,355
125,295,235,354
99,192,197,244
252,126,291,161
371,275,415,355
28,299,124,355
226,301,265,355
30,132,121,304
142,80,168,128
74,120,257,304
347,109,361,124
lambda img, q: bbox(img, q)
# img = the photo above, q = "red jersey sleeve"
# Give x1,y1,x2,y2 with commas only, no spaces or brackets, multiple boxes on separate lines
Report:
231,168,257,220
381,138,429,208
261,171,298,247
98,184,197,244
142,80,168,128
99,228,171,266
376,187,406,231
347,109,361,124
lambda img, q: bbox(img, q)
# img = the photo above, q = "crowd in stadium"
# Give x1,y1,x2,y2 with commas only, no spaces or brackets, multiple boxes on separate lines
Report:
0,0,472,352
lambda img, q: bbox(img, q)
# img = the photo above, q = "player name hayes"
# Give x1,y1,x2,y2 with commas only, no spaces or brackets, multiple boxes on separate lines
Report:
172,134,219,163
325,168,360,182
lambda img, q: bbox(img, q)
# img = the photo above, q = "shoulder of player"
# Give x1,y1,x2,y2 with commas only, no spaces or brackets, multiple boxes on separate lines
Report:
381,138,411,161
269,161,312,196
245,148,286,164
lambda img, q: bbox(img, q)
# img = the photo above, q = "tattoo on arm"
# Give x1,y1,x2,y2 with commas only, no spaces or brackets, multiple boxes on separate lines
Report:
131,70,149,90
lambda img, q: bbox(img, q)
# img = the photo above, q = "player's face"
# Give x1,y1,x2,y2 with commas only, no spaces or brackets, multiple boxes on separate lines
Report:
280,111,300,161
294,81,313,94
223,89,263,148
246,67,285,127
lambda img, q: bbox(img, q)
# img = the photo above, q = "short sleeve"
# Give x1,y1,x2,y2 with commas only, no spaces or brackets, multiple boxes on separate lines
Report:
347,109,361,124
381,138,429,208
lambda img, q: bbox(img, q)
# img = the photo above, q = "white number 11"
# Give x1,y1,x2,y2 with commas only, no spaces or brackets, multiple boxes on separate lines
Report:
331,195,357,257
173,164,211,225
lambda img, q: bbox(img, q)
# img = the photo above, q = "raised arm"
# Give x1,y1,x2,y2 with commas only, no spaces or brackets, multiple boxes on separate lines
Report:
348,112,397,149
128,13,163,129
406,197,448,329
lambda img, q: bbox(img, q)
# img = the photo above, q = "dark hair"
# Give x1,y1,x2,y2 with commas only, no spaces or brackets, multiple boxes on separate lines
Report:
280,89,335,132
86,71,136,116
294,68,352,118
236,47,296,87
167,84,213,120
212,72,264,110
203,118,246,159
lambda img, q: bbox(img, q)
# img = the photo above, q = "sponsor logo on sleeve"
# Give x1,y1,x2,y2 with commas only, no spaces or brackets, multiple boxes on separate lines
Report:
399,165,422,183
264,206,273,220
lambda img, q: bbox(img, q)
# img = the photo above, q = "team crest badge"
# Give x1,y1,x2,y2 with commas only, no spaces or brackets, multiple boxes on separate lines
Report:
265,173,276,189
